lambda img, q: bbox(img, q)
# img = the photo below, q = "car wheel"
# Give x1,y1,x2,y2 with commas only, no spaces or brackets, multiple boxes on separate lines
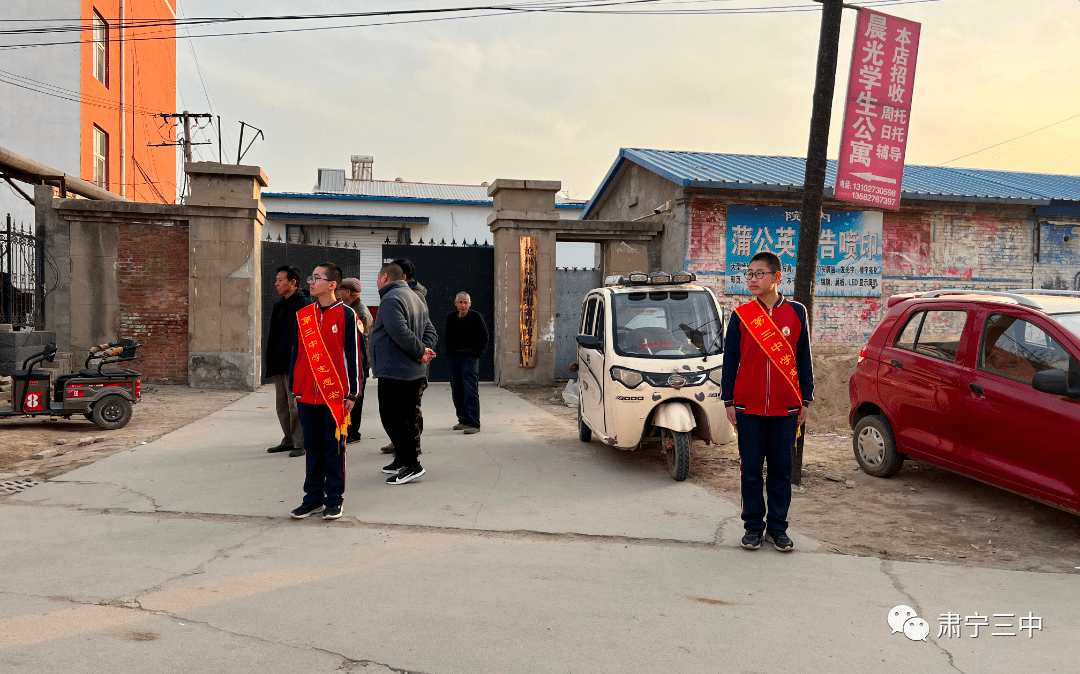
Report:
577,402,592,443
852,415,903,478
91,395,133,430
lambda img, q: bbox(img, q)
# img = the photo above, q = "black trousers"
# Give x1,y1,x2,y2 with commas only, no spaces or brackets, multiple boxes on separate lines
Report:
297,402,347,507
735,412,798,534
347,390,364,438
378,377,425,467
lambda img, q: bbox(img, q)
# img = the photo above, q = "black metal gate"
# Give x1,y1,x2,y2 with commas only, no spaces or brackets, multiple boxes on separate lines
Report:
261,240,495,383
1,214,44,329
383,243,495,383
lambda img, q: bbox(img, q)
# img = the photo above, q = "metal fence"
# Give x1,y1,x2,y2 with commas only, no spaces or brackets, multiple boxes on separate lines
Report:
1,214,44,329
555,267,603,379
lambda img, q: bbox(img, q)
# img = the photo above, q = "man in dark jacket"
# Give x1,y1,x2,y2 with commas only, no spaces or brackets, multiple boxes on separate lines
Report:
266,265,313,457
445,291,488,434
371,263,437,484
337,277,372,444
381,257,429,455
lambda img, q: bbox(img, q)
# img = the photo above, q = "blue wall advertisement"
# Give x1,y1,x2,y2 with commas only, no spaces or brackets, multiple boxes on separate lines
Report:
726,206,883,297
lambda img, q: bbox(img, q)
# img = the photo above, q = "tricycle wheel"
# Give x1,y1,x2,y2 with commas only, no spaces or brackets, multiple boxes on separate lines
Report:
91,395,132,430
577,402,592,443
661,427,691,481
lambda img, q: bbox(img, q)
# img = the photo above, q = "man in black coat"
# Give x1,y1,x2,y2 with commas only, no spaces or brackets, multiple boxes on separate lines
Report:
445,291,488,434
266,265,313,457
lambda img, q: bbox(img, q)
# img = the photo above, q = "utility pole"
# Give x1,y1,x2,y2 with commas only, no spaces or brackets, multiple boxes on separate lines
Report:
794,0,845,325
152,112,212,162
183,110,193,162
792,0,845,488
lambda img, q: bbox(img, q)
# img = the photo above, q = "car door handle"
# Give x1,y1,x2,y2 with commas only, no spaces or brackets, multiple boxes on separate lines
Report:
969,383,985,396
890,359,903,369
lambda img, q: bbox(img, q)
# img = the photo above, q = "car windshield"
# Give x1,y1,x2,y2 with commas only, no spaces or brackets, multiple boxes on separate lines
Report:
612,290,722,358
1052,312,1080,341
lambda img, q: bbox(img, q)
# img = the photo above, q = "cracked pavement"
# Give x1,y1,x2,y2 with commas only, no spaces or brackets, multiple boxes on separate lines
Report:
1,383,1077,672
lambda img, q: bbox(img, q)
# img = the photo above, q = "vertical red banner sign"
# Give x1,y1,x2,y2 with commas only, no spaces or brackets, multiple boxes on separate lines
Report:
834,9,921,210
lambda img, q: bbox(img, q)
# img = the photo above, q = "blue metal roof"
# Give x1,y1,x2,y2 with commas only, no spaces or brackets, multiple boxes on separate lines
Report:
582,148,1080,219
264,179,586,208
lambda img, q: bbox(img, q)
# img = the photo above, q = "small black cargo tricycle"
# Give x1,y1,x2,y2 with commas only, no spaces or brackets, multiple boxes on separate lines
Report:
1,339,142,430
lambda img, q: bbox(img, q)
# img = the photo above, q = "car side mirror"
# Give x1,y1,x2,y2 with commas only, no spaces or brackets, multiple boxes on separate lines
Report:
576,334,602,351
1032,369,1080,399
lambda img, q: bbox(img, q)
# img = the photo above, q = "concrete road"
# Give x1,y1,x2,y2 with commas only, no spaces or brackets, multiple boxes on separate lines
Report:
1,383,1076,673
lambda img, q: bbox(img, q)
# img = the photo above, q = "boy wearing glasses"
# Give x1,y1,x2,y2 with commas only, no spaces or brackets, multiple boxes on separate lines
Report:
721,251,814,552
289,263,365,521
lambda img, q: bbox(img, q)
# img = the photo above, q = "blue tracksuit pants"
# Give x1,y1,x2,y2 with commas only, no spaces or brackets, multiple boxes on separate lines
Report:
297,402,347,508
736,412,799,533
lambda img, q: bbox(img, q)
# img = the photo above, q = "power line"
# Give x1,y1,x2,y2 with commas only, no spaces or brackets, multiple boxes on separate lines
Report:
935,112,1080,167
0,1,941,50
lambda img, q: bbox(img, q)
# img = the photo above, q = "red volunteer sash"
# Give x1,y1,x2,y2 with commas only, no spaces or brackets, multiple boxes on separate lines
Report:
734,300,802,403
296,304,350,439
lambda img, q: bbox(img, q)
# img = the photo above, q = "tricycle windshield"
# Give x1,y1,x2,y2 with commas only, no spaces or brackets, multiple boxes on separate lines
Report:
612,290,723,359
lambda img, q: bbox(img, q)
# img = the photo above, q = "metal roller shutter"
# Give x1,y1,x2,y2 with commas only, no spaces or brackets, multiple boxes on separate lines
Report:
328,227,386,307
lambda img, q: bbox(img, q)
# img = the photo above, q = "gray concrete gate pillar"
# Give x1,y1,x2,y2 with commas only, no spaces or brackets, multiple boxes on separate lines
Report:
486,179,562,387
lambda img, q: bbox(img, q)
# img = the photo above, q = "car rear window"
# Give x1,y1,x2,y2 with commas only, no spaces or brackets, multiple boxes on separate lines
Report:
893,309,967,362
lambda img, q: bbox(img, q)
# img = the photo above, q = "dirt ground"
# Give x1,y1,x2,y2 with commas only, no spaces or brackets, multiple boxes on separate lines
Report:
513,355,1080,575
0,385,247,481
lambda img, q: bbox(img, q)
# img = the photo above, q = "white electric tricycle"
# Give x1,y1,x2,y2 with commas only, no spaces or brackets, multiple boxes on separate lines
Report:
573,271,735,481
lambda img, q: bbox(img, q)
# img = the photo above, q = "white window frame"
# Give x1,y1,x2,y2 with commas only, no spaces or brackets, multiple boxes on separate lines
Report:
93,126,108,189
93,11,107,86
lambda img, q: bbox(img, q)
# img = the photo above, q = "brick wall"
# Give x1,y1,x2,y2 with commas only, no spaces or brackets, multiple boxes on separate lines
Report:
117,222,189,383
685,194,1042,344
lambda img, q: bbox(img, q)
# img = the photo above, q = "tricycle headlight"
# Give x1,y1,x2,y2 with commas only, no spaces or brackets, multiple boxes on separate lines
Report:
611,366,644,389
707,368,723,386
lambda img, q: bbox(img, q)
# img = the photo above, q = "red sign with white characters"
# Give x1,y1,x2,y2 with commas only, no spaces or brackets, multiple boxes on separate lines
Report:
834,8,921,210
24,392,43,411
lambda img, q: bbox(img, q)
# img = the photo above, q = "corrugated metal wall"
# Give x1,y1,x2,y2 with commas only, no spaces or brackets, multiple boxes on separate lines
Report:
555,268,602,379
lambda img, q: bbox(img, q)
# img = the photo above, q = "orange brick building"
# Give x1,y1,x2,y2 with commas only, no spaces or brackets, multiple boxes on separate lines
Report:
0,0,176,219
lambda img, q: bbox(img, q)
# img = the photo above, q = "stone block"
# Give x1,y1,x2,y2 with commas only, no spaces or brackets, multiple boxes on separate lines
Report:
189,305,221,352
31,449,56,460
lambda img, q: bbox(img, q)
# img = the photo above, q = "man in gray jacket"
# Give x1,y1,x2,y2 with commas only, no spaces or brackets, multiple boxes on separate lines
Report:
371,263,437,484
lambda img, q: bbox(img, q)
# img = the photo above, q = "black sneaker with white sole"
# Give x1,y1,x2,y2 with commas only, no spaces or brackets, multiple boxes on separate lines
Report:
323,504,343,520
290,503,324,519
386,464,425,485
765,530,794,552
382,461,404,474
741,530,764,550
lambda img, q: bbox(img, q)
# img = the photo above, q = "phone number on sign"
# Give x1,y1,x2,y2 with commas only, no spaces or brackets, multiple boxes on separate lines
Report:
849,188,896,206
854,182,897,198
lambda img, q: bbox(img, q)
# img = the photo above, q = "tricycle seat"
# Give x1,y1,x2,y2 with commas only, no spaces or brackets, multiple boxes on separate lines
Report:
11,369,51,381
80,368,139,378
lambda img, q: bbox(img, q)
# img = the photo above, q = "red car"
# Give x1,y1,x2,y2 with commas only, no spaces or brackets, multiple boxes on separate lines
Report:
849,289,1080,515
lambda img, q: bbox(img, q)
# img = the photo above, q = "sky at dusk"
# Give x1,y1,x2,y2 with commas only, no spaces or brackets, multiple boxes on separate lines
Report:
173,0,1080,200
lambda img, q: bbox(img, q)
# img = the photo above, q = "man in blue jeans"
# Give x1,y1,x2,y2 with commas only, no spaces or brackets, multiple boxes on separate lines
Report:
445,292,488,434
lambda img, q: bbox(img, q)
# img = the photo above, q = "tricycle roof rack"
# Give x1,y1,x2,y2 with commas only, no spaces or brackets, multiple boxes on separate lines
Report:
604,271,697,287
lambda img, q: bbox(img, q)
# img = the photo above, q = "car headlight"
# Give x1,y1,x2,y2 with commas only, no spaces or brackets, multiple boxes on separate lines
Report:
707,368,723,386
611,366,644,388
